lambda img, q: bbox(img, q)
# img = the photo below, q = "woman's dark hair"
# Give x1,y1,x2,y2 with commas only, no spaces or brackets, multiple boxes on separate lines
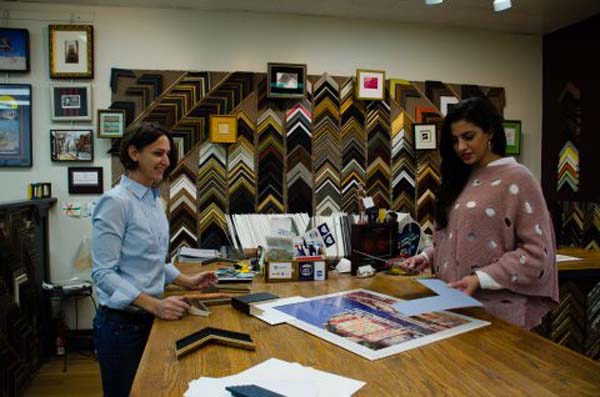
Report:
119,122,178,178
435,97,506,229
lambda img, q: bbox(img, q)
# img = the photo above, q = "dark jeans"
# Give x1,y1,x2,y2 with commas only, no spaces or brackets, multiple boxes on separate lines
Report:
93,306,154,397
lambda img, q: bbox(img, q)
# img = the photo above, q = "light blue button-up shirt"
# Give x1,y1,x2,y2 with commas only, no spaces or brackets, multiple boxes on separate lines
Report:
91,175,180,310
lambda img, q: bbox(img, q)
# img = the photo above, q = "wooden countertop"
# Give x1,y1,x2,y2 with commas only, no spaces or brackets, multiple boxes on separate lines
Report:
131,262,600,396
557,247,600,272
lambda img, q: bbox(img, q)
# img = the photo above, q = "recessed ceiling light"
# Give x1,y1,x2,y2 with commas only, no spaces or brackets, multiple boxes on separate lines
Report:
425,0,444,5
493,0,512,12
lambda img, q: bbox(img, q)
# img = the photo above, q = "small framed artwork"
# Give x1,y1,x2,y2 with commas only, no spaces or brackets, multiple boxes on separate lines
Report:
97,109,125,138
0,84,32,167
50,129,93,161
356,69,385,100
68,166,103,194
267,62,307,99
50,83,92,121
49,24,94,79
503,120,521,155
414,123,437,150
209,115,237,143
0,28,30,73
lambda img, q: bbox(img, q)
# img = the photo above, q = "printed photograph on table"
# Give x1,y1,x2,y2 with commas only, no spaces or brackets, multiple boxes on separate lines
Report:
97,109,125,138
503,120,521,155
267,62,307,98
49,25,93,79
50,129,93,161
50,83,92,121
0,28,30,72
209,115,237,143
273,289,489,360
68,166,103,194
356,69,385,100
414,123,437,150
0,84,32,167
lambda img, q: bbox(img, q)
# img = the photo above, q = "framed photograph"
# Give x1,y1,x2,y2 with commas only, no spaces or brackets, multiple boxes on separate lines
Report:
0,28,30,73
267,62,307,99
0,84,32,167
50,83,92,121
414,123,437,150
209,115,237,143
97,109,125,138
49,24,94,79
68,166,103,194
503,120,521,155
50,129,93,161
356,69,385,100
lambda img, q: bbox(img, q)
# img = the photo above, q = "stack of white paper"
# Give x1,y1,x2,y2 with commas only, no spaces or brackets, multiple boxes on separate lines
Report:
184,358,365,397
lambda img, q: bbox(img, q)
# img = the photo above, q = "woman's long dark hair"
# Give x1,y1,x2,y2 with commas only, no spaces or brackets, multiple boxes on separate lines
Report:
435,97,507,229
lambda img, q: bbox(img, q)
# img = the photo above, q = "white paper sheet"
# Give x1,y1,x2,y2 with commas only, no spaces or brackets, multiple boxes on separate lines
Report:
556,254,582,262
392,279,483,316
184,358,365,397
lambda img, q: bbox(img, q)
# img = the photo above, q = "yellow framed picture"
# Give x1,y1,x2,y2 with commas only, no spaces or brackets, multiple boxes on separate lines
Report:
209,115,237,143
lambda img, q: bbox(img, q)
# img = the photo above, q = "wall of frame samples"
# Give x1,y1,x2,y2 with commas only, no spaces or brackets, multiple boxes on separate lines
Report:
0,2,545,328
108,69,506,254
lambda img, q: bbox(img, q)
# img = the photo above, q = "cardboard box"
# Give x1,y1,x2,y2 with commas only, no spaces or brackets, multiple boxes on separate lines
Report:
265,258,328,283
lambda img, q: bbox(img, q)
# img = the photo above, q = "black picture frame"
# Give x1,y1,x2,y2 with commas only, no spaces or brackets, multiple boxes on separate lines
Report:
68,166,103,194
50,83,92,121
267,62,307,98
0,83,32,167
0,28,30,73
50,129,93,161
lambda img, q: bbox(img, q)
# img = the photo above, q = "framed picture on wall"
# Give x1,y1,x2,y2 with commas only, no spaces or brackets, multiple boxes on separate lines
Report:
68,166,103,194
414,123,437,150
356,69,385,100
49,24,94,79
0,84,32,167
209,115,237,143
50,129,93,161
97,109,125,138
50,83,92,121
0,28,30,73
503,120,521,155
267,62,307,98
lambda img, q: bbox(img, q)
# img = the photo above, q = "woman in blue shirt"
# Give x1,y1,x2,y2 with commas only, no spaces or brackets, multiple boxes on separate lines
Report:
92,123,217,397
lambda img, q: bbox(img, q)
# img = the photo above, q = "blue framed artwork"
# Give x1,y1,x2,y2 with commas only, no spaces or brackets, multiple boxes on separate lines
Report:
0,28,30,73
0,84,32,167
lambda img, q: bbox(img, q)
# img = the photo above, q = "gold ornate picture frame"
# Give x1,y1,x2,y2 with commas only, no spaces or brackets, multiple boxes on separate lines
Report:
209,115,237,143
49,24,94,79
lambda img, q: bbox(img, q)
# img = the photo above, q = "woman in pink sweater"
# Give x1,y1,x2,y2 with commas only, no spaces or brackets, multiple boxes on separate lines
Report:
402,97,558,328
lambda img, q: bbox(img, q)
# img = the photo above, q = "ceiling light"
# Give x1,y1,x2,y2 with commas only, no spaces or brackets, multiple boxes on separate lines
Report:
493,0,511,12
425,0,443,5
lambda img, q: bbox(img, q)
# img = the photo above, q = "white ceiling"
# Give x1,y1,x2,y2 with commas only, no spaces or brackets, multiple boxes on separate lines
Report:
12,0,600,34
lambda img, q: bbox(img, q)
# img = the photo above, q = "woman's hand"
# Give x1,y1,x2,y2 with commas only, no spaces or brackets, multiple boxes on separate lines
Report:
186,271,218,290
398,255,429,273
448,275,480,296
154,296,190,320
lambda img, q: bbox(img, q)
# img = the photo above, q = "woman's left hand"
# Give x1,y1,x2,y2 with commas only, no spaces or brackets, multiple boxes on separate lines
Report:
187,271,218,290
448,275,480,296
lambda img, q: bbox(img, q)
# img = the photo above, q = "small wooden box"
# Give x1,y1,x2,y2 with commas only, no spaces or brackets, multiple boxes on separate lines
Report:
264,258,328,283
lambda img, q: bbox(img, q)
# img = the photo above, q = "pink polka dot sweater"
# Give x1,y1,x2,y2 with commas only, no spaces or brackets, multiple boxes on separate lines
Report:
424,157,559,328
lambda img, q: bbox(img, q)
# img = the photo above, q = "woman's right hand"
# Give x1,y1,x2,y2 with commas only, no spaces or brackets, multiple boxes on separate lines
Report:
154,296,190,320
399,255,429,273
